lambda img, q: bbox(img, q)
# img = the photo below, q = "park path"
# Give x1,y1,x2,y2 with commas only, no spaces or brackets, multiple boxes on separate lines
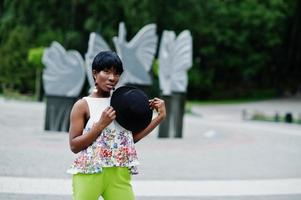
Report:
0,97,301,199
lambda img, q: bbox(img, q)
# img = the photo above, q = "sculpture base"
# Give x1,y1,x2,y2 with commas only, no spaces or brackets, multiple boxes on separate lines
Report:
44,95,77,132
158,92,186,138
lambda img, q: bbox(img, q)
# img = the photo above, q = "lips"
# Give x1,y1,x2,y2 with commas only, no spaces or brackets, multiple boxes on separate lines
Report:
106,84,115,90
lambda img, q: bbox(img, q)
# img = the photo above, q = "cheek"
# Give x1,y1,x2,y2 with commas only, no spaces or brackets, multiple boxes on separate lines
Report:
96,74,106,82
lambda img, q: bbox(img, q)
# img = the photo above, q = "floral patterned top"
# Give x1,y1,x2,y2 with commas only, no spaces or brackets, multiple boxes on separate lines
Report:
67,97,139,175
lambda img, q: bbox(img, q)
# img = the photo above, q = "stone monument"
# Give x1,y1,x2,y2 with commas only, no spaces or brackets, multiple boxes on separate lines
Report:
42,41,85,132
158,30,193,138
85,32,111,92
113,22,158,92
85,22,158,94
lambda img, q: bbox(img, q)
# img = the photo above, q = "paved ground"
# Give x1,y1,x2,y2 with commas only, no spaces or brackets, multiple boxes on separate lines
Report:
0,96,301,199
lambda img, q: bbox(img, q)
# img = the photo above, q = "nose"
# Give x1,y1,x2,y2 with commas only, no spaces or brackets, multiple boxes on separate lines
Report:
108,72,117,82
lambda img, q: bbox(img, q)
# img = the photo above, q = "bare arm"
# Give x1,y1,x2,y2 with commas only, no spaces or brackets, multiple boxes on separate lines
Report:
133,98,166,143
69,99,116,153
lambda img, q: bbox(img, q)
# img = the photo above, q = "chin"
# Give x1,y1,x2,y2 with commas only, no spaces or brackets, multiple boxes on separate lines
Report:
105,88,113,93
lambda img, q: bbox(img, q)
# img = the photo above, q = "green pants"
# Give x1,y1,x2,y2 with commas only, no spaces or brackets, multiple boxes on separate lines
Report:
72,167,135,200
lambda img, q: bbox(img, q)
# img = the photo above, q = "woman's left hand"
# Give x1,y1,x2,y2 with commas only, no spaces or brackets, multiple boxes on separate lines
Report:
133,97,166,143
149,98,166,120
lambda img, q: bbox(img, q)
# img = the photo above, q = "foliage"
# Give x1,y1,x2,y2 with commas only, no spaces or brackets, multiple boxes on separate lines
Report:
0,25,32,93
28,47,45,69
191,0,295,98
0,0,299,99
250,111,301,125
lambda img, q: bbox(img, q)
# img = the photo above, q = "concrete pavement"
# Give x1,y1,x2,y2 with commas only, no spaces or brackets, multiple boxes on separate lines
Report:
0,97,301,199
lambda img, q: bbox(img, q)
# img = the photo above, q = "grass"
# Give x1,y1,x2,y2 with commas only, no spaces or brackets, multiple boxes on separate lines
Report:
251,112,301,124
187,89,278,105
187,97,274,106
0,90,36,101
185,98,270,116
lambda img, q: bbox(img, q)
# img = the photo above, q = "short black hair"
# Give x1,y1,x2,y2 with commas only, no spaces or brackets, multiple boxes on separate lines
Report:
92,51,123,75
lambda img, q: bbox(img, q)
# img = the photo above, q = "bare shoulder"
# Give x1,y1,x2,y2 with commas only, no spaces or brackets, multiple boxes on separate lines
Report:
69,98,89,142
71,98,89,118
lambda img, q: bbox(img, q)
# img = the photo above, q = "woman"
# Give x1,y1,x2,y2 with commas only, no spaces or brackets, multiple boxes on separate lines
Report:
67,51,166,200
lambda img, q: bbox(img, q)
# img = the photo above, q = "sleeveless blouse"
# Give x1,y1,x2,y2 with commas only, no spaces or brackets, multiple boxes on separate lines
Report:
67,97,139,175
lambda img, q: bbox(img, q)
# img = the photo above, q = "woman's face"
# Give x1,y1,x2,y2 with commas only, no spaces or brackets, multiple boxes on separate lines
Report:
93,67,120,94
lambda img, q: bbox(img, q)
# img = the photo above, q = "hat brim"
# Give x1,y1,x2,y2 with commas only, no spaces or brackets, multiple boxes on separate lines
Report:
111,86,153,134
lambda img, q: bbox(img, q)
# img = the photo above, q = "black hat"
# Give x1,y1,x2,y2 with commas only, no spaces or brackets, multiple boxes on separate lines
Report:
110,86,153,133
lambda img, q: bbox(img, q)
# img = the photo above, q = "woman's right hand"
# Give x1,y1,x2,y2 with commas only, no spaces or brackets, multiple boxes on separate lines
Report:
95,106,116,131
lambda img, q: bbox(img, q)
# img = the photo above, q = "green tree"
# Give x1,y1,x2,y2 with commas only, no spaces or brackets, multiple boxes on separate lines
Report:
0,0,298,99
28,47,45,100
0,25,31,93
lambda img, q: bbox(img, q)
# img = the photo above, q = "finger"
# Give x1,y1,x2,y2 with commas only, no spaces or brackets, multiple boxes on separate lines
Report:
149,101,155,107
108,110,116,117
153,101,162,106
108,112,116,119
149,101,155,108
107,106,115,112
